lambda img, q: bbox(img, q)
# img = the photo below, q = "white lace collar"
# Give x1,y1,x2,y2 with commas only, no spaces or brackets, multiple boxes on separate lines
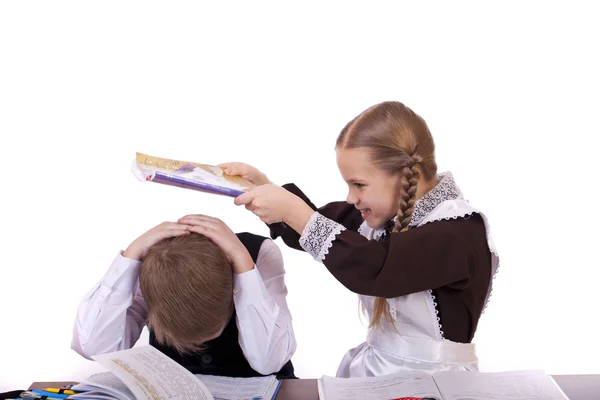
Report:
410,172,464,227
361,172,464,240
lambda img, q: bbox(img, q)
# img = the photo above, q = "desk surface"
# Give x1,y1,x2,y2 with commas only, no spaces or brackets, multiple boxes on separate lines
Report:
30,375,600,400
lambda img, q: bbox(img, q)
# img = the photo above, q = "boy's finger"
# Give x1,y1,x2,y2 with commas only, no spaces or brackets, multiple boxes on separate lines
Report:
187,225,224,243
156,228,190,241
159,222,190,231
178,215,206,223
178,213,207,220
167,229,191,236
178,215,220,226
187,225,209,235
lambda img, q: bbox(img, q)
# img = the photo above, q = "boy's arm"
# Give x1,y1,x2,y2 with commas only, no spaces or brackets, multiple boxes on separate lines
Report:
71,252,148,359
234,239,297,375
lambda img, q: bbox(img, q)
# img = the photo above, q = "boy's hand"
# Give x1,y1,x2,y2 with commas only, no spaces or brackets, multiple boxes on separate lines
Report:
218,162,271,186
178,214,255,274
123,221,190,261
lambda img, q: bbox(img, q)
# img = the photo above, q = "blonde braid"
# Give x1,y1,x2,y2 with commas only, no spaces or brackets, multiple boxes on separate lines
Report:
392,156,421,233
370,156,421,329
337,101,437,332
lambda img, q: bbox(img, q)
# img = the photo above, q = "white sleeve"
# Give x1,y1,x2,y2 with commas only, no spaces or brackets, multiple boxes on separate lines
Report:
71,252,148,359
234,239,297,375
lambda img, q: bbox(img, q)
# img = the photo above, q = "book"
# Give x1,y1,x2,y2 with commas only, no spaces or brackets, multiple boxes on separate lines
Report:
317,369,570,400
132,152,253,197
70,345,281,400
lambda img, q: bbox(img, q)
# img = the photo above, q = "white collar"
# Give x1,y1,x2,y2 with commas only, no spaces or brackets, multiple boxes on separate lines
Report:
360,172,465,240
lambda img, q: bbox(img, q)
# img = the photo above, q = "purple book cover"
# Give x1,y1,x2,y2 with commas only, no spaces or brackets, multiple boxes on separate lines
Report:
152,171,245,197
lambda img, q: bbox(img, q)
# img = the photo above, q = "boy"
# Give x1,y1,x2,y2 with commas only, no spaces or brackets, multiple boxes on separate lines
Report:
71,214,296,378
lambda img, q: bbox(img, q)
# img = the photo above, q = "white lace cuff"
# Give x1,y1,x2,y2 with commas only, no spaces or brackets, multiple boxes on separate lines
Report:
299,212,346,263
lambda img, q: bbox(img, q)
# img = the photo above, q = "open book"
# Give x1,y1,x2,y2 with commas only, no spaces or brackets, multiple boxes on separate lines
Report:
317,369,569,400
132,152,253,197
70,345,281,400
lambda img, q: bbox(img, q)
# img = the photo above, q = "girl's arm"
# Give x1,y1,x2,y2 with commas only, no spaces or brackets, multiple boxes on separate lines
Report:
300,212,490,298
268,183,364,250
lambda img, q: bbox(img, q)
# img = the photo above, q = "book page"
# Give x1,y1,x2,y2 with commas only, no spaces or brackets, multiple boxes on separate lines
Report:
433,370,569,400
93,345,214,400
71,371,135,400
318,371,443,400
195,374,277,400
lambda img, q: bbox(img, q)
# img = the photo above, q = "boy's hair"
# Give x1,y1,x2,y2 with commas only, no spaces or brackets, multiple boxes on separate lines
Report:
336,101,437,329
139,232,233,354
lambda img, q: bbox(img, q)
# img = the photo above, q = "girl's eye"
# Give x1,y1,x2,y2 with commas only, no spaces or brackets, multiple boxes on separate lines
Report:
354,183,365,189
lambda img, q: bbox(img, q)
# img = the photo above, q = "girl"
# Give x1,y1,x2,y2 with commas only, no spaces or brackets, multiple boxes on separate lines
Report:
221,101,499,377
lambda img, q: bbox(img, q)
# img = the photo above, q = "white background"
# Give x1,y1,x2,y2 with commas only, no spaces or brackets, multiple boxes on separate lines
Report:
1,0,599,391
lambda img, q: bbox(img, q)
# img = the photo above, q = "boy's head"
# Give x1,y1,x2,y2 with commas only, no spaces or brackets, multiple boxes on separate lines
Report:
139,232,233,354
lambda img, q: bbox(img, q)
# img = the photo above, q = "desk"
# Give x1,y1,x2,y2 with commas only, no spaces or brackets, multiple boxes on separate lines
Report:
30,375,600,400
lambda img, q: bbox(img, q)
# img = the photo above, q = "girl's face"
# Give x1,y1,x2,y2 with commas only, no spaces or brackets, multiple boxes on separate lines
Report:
336,147,403,229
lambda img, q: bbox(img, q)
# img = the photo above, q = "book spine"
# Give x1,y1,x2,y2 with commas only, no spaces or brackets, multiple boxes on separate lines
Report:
153,171,245,197
271,380,282,400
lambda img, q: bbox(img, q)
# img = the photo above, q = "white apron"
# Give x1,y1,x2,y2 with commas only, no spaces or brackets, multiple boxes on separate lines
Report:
336,174,499,378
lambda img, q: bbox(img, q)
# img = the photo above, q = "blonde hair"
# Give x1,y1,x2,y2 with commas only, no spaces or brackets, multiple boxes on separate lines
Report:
336,101,437,329
139,233,233,354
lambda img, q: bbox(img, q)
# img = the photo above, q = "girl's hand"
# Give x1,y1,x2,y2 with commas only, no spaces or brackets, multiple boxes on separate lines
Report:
234,184,315,233
218,162,271,186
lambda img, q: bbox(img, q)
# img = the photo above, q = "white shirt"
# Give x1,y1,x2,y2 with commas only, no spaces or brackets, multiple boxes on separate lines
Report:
71,239,296,375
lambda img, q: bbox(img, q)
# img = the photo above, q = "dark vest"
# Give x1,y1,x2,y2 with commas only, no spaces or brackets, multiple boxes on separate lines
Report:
149,232,295,379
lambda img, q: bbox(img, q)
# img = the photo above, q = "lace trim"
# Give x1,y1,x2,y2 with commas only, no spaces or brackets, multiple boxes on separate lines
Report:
371,172,465,238
427,289,445,340
482,253,500,314
410,172,464,228
421,211,500,316
299,212,346,263
357,221,371,238
362,217,397,242
418,211,477,227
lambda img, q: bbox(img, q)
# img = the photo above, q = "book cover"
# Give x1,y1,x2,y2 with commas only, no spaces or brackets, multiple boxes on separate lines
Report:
132,152,253,197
